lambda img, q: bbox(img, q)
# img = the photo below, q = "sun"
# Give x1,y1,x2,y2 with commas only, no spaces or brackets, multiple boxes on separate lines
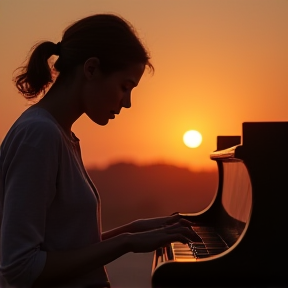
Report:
183,130,202,148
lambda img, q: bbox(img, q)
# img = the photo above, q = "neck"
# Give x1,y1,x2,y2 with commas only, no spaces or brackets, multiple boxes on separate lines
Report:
34,70,84,135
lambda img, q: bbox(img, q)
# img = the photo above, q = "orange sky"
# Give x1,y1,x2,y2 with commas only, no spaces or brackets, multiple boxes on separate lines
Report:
0,0,287,171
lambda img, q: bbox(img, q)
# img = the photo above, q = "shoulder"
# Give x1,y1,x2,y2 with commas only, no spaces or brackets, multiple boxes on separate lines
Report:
1,107,63,152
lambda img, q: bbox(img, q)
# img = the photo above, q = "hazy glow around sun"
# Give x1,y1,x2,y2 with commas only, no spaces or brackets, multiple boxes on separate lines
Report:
183,130,202,148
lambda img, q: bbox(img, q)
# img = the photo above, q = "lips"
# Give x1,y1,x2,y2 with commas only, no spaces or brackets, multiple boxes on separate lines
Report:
110,110,119,115
110,110,118,119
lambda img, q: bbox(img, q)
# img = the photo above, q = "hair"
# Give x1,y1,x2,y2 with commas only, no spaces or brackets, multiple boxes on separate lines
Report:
14,14,154,99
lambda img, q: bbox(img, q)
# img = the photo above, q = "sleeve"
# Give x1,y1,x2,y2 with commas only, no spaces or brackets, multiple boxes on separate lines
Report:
0,122,59,287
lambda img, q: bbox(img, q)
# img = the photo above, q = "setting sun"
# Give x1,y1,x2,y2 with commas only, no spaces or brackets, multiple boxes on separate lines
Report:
183,130,202,148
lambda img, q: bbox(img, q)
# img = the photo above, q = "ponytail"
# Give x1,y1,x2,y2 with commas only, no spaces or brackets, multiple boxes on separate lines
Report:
14,41,59,99
14,14,154,100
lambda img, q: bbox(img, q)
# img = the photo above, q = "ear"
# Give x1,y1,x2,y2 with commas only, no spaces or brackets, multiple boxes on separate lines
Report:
83,57,100,80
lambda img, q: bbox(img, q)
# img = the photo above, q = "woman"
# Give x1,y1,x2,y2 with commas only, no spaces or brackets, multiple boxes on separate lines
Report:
0,14,196,288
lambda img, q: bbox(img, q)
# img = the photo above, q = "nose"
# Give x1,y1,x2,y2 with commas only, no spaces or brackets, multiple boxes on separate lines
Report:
121,93,131,109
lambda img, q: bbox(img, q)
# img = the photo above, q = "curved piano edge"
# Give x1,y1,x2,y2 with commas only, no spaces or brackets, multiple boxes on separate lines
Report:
151,182,255,286
172,216,252,262
152,213,253,276
210,145,239,160
151,229,255,288
173,214,253,263
177,189,219,219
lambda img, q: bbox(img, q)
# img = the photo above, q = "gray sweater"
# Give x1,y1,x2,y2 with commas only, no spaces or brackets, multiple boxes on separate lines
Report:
0,106,109,287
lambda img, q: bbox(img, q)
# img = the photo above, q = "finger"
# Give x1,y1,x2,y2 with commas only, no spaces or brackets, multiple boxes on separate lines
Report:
164,225,202,242
170,212,180,216
178,218,194,227
161,222,183,230
164,224,192,235
166,215,194,228
164,221,192,231
165,214,181,225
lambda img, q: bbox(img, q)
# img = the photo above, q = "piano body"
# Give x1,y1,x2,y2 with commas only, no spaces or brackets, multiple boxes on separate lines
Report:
151,122,288,287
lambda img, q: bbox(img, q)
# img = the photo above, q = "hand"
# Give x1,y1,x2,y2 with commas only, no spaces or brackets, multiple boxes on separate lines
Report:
128,222,197,253
102,214,196,241
130,214,193,233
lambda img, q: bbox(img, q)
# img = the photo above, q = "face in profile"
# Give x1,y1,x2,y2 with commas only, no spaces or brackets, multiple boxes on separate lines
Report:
82,62,145,126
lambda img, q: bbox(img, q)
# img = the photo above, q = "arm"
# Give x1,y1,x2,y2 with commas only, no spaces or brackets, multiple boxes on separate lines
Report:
34,222,195,287
33,233,130,287
102,223,133,240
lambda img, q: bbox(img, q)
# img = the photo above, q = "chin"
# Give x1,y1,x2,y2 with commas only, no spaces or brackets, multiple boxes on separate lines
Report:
95,119,109,126
86,113,109,126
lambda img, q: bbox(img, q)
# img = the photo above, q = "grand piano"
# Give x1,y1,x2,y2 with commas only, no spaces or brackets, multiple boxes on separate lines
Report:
151,122,288,287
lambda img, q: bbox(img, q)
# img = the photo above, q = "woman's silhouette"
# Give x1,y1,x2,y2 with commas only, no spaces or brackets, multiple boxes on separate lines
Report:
0,14,195,288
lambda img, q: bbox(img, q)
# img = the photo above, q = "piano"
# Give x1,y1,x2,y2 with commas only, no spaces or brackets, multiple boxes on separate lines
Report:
151,122,288,287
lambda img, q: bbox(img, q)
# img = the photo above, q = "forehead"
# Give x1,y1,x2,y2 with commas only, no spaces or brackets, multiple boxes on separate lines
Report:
114,63,145,85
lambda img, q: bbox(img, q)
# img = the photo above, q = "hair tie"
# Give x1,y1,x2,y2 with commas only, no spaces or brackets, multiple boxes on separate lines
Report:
55,42,61,56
